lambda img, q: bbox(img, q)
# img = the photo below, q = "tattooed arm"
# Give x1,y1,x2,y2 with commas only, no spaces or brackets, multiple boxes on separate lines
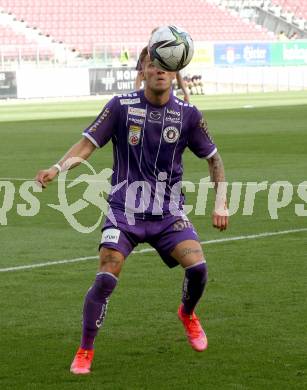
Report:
207,152,229,231
207,152,225,188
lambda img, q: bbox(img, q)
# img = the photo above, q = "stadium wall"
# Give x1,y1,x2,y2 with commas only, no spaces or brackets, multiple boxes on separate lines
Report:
15,68,89,99
0,71,17,98
1,65,305,99
1,40,307,99
186,65,307,94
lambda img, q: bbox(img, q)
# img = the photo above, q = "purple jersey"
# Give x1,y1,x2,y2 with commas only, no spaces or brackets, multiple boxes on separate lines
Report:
83,90,217,218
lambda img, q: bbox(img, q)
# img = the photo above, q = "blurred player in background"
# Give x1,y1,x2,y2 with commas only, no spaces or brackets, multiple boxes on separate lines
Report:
135,46,190,102
35,51,228,375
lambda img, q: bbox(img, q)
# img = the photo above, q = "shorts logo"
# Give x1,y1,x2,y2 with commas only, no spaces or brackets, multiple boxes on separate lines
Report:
128,106,146,117
163,126,179,143
173,219,193,231
149,111,161,120
101,228,120,243
128,125,142,145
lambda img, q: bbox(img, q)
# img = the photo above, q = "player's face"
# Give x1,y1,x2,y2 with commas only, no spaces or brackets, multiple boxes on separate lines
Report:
142,55,176,93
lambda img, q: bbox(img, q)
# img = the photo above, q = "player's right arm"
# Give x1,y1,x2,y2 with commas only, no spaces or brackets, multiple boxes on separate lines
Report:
35,138,96,188
35,96,120,188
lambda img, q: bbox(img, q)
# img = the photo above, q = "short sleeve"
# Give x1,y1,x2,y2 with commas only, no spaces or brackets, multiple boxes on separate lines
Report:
82,96,120,148
187,108,217,159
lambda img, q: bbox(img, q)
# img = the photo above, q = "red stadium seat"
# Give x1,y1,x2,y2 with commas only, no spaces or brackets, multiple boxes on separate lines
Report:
271,0,307,20
0,0,276,56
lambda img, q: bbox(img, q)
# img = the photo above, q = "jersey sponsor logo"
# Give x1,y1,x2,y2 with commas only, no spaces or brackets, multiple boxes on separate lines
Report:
129,117,144,125
148,110,162,124
88,108,110,133
128,106,146,117
165,108,181,124
128,125,142,145
101,228,120,243
149,111,161,120
165,115,181,124
163,126,180,143
166,108,180,117
120,98,141,105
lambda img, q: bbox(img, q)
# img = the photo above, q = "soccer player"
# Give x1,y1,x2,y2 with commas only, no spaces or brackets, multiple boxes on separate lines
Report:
35,53,228,375
135,46,190,102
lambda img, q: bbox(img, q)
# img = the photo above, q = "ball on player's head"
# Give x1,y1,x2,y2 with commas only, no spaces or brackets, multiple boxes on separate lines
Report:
148,25,194,72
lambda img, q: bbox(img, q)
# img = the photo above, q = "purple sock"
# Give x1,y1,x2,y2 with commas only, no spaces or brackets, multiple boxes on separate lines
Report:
182,262,208,315
81,272,117,350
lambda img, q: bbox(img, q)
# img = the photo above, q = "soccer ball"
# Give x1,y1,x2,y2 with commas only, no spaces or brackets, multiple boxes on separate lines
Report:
148,25,194,72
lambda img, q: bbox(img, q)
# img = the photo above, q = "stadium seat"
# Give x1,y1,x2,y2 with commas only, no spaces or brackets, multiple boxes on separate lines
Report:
0,0,275,56
270,0,307,20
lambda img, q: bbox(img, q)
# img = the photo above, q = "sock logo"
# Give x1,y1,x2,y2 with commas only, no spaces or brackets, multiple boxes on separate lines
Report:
96,299,109,328
182,276,190,300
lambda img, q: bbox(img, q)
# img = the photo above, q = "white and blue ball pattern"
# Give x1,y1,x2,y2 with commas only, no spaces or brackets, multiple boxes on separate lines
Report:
148,25,194,72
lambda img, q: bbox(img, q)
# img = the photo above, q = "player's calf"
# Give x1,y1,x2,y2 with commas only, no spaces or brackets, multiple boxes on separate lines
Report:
81,271,118,351
182,261,208,315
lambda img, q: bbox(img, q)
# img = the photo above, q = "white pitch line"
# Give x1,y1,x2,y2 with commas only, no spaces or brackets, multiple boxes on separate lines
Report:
0,228,306,273
0,177,306,186
0,177,110,183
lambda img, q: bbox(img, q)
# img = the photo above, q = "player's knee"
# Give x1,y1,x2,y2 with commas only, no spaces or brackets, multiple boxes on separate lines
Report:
99,248,124,276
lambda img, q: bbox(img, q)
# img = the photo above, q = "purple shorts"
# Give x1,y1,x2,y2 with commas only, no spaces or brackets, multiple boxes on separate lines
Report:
99,210,200,268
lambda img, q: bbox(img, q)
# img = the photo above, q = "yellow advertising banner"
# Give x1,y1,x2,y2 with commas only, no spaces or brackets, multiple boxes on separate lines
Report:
191,43,214,66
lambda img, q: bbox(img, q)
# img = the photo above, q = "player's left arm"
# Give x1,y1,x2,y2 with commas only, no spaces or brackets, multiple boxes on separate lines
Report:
187,108,229,231
207,152,229,231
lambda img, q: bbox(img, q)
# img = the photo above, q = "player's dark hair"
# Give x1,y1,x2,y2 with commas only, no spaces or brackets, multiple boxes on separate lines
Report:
136,46,149,71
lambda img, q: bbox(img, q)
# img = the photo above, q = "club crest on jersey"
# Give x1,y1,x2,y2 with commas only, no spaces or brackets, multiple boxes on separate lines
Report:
128,125,142,145
163,126,180,143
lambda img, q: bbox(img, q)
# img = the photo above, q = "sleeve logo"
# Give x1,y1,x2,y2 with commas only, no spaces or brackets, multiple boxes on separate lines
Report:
199,118,214,143
88,108,110,133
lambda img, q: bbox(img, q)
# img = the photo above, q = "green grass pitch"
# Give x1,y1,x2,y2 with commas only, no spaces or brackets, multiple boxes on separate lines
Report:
0,92,306,389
